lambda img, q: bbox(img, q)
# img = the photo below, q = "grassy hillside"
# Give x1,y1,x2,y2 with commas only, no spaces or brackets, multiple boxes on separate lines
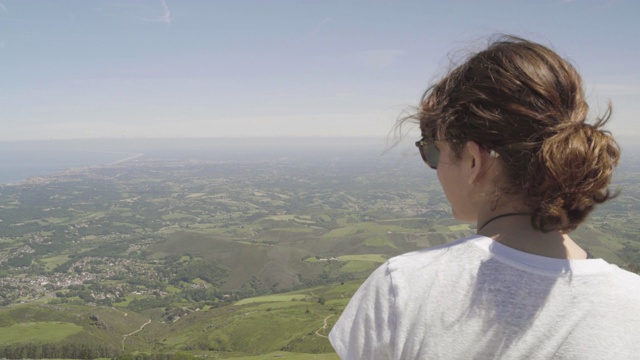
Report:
0,304,156,357
0,279,363,358
149,281,358,356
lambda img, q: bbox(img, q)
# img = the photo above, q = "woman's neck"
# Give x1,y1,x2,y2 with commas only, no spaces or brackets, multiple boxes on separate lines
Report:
476,214,588,259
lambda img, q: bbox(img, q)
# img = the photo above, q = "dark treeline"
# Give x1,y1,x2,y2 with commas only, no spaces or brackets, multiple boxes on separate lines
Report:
113,351,199,360
0,341,201,360
0,342,115,359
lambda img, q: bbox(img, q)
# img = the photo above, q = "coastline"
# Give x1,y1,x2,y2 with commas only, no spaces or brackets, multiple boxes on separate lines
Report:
0,149,144,186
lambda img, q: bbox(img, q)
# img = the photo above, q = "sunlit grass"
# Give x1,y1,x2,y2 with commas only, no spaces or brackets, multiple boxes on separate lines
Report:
448,224,472,231
230,352,339,359
235,294,307,306
339,261,378,273
40,255,70,271
0,322,83,344
337,254,386,262
162,212,194,220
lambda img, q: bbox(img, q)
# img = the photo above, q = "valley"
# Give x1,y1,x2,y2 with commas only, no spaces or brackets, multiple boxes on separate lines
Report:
0,141,638,358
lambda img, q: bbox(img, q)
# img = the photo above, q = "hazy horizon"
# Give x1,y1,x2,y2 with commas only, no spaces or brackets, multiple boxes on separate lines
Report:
2,135,638,186
1,134,638,148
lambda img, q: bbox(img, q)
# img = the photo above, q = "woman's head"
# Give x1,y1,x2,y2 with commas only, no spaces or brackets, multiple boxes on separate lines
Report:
412,35,620,232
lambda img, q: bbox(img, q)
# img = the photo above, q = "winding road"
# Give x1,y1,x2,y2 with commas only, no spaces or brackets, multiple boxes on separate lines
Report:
122,319,152,351
315,314,334,338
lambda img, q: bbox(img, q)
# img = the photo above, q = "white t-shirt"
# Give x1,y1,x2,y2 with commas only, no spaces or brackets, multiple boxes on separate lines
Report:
329,235,640,359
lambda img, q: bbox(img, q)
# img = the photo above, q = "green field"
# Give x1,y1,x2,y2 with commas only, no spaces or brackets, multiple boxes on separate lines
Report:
0,322,83,344
363,235,397,248
39,255,71,271
448,224,472,231
162,212,195,220
337,254,386,262
229,352,339,359
235,294,307,306
266,215,316,224
339,261,378,272
337,253,387,272
322,227,362,237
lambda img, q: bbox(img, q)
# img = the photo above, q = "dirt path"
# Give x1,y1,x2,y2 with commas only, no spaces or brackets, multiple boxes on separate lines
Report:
122,319,152,351
112,306,128,317
315,314,334,338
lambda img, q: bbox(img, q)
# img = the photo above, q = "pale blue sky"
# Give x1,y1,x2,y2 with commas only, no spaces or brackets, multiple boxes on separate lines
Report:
1,0,639,141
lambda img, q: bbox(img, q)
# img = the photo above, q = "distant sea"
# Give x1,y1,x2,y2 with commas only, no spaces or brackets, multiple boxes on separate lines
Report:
0,140,137,185
0,137,637,185
0,137,393,185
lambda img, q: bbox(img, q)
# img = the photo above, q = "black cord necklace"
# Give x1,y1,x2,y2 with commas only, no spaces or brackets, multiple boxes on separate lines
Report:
477,212,530,232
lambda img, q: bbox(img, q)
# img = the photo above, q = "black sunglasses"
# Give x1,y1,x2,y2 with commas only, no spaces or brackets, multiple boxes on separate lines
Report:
415,139,440,169
416,138,500,170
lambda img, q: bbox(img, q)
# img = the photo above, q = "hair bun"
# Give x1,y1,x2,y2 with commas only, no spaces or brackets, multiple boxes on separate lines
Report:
528,109,620,232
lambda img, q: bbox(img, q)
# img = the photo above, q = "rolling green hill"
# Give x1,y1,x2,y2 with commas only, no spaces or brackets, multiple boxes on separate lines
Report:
0,281,359,358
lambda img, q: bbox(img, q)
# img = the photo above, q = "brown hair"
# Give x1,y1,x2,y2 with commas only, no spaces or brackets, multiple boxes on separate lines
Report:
409,35,620,232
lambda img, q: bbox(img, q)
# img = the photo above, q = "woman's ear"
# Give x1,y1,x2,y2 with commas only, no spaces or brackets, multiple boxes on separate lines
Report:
465,141,483,184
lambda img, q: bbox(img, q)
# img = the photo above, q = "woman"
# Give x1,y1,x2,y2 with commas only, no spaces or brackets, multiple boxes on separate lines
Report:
329,36,640,359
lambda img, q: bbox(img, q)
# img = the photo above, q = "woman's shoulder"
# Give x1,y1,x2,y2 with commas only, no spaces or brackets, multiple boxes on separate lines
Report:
390,234,486,259
608,265,640,293
385,235,488,276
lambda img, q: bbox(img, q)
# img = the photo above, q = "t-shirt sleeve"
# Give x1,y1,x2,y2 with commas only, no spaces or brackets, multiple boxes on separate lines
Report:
329,262,396,360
